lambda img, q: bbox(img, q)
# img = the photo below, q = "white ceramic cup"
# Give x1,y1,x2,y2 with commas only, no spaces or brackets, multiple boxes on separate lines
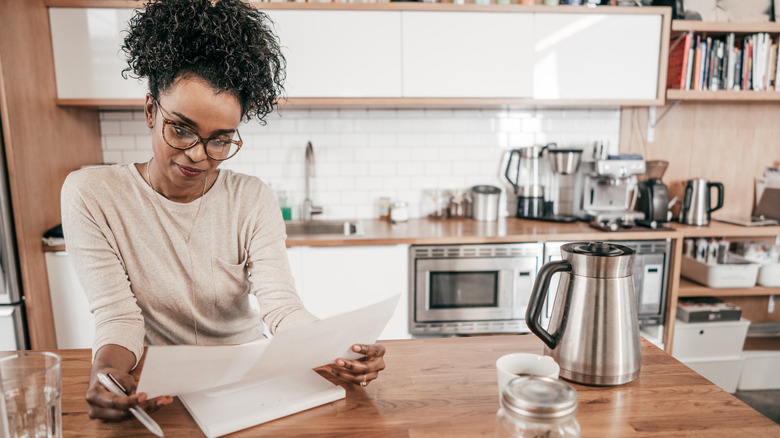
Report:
496,353,560,399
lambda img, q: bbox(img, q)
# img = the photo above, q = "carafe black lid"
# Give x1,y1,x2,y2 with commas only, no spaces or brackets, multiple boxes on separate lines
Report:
561,242,635,278
570,241,631,257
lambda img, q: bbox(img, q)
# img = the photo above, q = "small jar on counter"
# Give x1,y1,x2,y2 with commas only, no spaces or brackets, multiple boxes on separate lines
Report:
495,376,580,438
390,201,409,223
378,196,391,221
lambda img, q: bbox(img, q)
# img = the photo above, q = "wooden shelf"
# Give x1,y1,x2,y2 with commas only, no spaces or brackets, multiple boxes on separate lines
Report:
44,0,670,15
56,97,653,110
672,20,780,34
675,222,780,238
667,89,780,101
678,277,780,297
744,336,780,351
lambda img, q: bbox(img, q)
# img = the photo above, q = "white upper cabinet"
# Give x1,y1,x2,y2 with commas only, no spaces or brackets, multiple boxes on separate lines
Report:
401,11,534,98
267,10,402,98
49,8,147,99
532,13,662,101
48,6,666,105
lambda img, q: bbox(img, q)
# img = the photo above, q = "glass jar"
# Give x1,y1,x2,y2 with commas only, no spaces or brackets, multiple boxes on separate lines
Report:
495,376,580,438
422,189,450,219
378,196,391,221
390,201,409,223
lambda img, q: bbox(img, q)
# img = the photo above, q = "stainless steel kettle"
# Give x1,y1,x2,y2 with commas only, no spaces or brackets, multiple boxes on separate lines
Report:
526,242,641,386
678,178,724,226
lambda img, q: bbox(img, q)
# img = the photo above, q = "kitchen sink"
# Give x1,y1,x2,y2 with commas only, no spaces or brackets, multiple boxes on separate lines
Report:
284,220,364,237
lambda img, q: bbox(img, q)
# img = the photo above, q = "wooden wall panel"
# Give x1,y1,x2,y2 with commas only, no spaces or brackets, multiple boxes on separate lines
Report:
0,0,103,348
620,103,780,220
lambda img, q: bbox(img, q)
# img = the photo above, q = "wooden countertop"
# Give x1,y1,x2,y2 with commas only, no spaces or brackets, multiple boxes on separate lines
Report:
284,217,680,247
43,218,780,251
285,218,780,247
14,335,779,437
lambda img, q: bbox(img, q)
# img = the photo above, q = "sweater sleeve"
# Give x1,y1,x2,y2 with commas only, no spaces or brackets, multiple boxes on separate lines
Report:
245,182,317,334
60,170,146,367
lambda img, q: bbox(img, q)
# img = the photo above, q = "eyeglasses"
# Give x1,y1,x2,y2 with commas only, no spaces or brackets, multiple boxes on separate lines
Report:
154,100,243,161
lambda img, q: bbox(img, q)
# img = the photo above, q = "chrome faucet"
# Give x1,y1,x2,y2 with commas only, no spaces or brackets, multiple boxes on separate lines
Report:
303,141,322,220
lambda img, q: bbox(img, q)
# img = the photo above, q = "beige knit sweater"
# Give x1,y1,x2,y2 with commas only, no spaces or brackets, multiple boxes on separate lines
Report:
61,164,316,365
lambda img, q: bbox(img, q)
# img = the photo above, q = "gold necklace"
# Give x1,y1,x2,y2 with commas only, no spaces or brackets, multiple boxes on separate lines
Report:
146,157,209,344
146,157,208,243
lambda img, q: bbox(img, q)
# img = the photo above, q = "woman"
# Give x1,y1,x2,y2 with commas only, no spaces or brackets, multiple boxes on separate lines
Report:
61,0,386,421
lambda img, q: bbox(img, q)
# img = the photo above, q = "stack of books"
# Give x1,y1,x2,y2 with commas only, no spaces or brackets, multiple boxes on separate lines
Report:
667,31,780,92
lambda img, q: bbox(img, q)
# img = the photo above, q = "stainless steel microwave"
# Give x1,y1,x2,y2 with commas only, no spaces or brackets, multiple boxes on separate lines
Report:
409,243,543,335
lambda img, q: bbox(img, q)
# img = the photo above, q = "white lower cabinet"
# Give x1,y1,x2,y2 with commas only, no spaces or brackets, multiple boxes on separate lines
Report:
286,245,410,341
44,252,95,349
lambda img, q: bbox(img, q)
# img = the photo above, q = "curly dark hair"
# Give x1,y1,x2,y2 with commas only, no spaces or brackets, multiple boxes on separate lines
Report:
121,0,285,124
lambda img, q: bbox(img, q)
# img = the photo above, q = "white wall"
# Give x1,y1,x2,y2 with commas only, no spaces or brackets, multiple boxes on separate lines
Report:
99,108,621,220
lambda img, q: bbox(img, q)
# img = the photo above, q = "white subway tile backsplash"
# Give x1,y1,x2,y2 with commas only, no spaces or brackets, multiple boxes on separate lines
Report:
102,150,123,164
101,111,135,121
104,135,135,150
100,107,622,220
120,121,152,135
100,120,122,135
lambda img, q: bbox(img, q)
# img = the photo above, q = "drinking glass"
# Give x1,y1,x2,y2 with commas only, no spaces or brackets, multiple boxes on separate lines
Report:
0,352,62,438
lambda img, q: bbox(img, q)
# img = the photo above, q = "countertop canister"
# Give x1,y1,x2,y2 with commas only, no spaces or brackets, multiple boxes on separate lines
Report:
495,376,580,438
470,185,501,221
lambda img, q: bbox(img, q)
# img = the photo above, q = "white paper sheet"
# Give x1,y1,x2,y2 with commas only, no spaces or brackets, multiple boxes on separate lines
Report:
136,294,399,399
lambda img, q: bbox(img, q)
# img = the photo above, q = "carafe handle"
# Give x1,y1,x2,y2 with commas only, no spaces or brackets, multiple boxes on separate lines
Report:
503,149,521,192
525,259,572,350
681,183,693,221
708,182,724,213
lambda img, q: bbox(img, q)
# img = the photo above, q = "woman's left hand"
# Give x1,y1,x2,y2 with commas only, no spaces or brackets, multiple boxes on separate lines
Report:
324,343,386,387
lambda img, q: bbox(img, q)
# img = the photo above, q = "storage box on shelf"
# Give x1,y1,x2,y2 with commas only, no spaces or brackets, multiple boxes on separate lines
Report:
680,254,760,288
671,318,750,393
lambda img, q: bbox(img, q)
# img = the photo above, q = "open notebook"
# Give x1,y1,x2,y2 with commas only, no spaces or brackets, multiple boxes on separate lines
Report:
136,294,400,437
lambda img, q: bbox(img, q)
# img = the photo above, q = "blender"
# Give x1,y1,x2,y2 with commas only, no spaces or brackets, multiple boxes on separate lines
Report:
503,145,551,219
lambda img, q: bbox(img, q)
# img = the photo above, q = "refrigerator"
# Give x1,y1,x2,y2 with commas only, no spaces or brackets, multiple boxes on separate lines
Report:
0,113,28,351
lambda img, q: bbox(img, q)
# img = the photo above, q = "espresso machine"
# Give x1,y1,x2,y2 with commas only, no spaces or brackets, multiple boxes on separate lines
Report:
574,143,646,231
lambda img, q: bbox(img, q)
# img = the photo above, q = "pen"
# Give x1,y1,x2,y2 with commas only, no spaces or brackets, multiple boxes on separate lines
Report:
97,372,165,437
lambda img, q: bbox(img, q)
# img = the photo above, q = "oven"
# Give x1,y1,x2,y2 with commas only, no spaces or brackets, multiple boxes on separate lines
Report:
409,243,543,335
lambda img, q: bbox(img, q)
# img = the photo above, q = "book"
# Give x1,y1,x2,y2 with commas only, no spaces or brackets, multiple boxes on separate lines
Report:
136,295,400,438
775,41,780,91
685,44,696,90
693,35,703,90
734,46,743,91
667,32,693,89
726,33,735,90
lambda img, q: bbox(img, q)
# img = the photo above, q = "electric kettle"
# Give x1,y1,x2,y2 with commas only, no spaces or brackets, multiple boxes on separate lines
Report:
526,242,641,386
678,178,724,226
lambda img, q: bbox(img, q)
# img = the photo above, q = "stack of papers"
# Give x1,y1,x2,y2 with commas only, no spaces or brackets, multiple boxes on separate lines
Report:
136,294,399,438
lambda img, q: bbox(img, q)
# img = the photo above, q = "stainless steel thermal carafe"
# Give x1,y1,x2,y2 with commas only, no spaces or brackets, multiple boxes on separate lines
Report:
526,242,641,386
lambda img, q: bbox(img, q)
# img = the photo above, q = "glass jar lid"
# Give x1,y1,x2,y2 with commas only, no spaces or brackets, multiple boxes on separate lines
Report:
501,376,578,421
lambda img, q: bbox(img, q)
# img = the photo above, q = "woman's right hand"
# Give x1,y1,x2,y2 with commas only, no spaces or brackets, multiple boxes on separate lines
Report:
86,345,173,421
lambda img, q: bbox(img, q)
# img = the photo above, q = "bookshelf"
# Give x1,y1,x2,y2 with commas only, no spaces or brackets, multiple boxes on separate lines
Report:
667,20,780,101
